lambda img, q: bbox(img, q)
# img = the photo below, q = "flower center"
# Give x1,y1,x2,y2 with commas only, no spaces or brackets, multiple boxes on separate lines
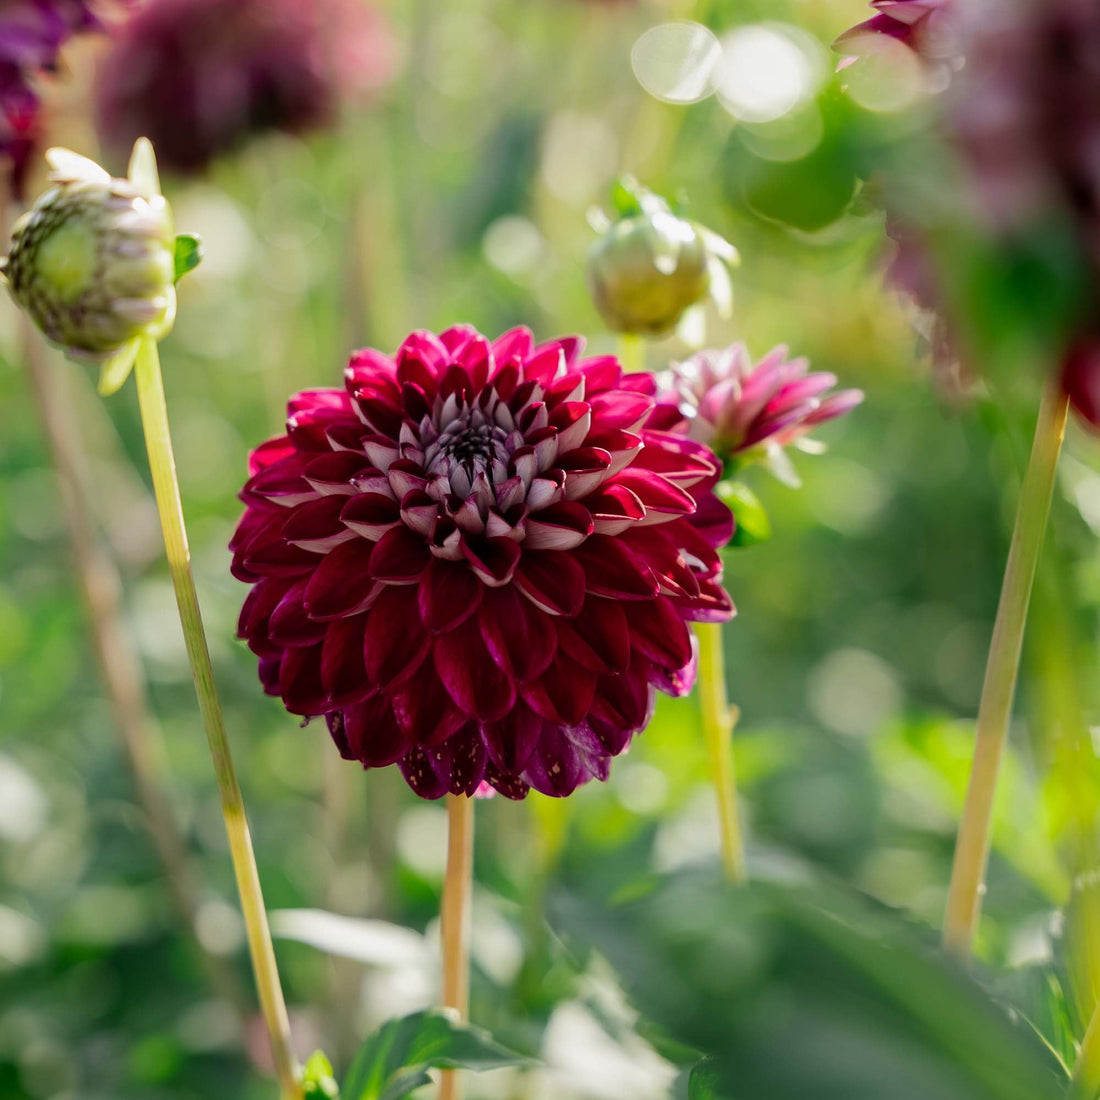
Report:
425,404,511,494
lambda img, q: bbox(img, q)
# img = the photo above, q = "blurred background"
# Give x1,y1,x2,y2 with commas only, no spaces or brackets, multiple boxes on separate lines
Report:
2,0,1100,1097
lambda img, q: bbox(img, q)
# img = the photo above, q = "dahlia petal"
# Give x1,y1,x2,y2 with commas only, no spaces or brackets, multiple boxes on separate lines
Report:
522,727,592,798
343,693,409,768
433,616,516,721
462,535,522,587
577,355,622,395
689,493,735,548
550,401,592,456
514,550,586,616
364,586,430,686
396,330,450,375
303,451,371,495
676,577,736,623
491,326,534,366
400,490,441,537
239,576,292,640
321,616,372,706
524,346,567,386
524,501,594,551
481,702,543,773
520,651,596,726
585,428,643,475
625,598,694,671
555,598,630,675
283,495,355,553
426,725,488,797
391,660,467,746
249,436,296,476
244,453,314,506
387,459,427,499
574,536,659,600
279,644,327,715
369,526,431,583
401,747,450,799
347,349,398,390
418,558,483,633
483,762,530,800
588,391,653,433
614,468,696,521
560,447,613,500
354,390,405,436
526,472,565,511
269,580,327,646
586,483,646,536
395,349,440,395
479,586,557,683
303,539,381,620
590,660,655,734
326,712,354,760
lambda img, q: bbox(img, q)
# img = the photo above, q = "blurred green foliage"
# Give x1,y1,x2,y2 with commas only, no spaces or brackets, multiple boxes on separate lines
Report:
3,0,1100,1097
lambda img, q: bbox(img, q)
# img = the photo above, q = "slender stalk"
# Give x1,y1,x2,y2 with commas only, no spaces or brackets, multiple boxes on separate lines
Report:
440,793,475,1100
618,333,646,374
696,621,747,882
21,323,244,1012
1071,1003,1100,1100
132,337,302,1100
942,377,1069,958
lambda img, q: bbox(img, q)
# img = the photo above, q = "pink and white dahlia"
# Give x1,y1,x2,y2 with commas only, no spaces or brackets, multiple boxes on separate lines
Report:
651,343,863,470
835,0,961,86
232,326,734,800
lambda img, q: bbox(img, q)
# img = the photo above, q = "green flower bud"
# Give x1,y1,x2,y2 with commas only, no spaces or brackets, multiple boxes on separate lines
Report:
1,148,176,361
586,178,738,336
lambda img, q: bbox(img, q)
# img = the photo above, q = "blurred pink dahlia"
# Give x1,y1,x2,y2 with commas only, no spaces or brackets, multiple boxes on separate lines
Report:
0,1,100,196
650,343,863,472
95,0,396,175
232,326,734,800
835,0,961,86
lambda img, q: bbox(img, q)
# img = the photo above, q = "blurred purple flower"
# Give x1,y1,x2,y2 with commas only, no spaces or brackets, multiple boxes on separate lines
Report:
95,0,398,175
0,1,100,196
650,343,863,472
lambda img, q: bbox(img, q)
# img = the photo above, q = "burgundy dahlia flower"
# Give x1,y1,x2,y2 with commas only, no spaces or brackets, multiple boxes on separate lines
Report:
650,343,863,474
0,1,100,196
232,326,735,800
94,0,396,175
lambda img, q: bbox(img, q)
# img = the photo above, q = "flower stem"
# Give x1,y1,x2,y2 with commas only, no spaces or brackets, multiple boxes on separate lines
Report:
440,793,474,1100
618,333,646,374
696,620,747,882
942,377,1069,958
1071,991,1100,1099
132,337,302,1100
21,322,245,1014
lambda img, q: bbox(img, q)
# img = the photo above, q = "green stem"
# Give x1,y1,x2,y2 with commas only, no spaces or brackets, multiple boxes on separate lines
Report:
942,377,1069,958
1071,1003,1100,1099
618,333,646,374
696,620,747,883
133,337,302,1100
440,793,474,1100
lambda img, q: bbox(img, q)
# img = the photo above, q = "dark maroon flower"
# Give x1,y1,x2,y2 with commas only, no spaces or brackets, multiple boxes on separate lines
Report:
232,327,735,800
0,1,100,196
650,343,862,479
95,0,397,175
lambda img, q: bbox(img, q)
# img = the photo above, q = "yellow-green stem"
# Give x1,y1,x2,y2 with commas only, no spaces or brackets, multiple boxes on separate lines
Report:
942,377,1069,958
133,337,302,1100
440,793,474,1100
696,621,747,883
1074,985,1100,1100
618,333,646,374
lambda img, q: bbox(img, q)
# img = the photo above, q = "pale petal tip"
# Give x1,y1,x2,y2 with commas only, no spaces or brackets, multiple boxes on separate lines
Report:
44,147,110,185
127,138,162,200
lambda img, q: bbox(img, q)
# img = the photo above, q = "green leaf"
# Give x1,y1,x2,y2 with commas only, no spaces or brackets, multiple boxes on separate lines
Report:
173,235,203,283
302,1051,340,1099
341,1009,530,1100
719,482,771,547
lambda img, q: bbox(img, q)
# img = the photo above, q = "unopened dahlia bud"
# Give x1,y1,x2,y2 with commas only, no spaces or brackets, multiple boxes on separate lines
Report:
2,149,176,360
586,178,738,336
